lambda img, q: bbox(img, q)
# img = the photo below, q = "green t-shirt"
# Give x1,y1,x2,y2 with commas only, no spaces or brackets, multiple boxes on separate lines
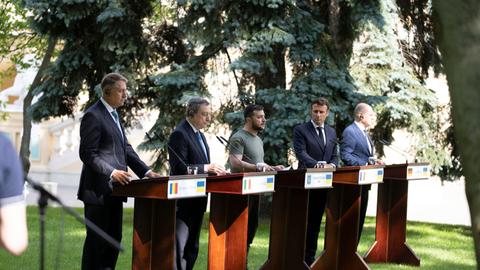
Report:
229,129,264,173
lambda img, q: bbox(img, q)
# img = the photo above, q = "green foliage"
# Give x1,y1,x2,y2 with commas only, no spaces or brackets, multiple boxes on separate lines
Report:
19,0,458,178
396,0,442,78
140,64,209,172
164,0,455,176
0,101,8,121
348,0,450,175
0,0,46,86
24,0,155,124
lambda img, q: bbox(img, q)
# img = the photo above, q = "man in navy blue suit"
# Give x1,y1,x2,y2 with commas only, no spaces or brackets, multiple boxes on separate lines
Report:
78,73,160,270
340,102,383,243
168,97,227,270
293,98,338,265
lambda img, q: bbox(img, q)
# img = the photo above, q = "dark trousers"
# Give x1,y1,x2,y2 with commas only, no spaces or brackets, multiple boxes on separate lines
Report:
247,194,260,252
358,185,370,243
175,197,207,270
304,189,328,265
81,198,123,270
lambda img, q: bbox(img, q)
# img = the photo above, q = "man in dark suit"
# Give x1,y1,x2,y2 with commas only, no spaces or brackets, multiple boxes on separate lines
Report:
340,102,383,243
78,72,160,270
293,98,338,265
168,97,227,270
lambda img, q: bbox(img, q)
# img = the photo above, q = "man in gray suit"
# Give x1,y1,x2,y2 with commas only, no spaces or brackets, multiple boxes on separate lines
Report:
78,73,160,270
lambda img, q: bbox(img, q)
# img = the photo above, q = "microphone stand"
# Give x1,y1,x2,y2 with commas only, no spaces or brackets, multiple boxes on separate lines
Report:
217,135,290,171
25,177,124,270
146,132,189,170
379,139,413,164
216,135,256,173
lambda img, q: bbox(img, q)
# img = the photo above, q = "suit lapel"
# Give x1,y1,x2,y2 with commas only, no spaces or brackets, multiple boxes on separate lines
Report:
200,133,210,163
99,101,125,146
199,132,210,163
323,125,333,156
352,124,370,156
184,120,209,163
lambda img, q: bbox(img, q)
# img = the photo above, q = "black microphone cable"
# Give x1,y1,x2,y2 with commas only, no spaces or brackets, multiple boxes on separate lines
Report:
145,132,189,170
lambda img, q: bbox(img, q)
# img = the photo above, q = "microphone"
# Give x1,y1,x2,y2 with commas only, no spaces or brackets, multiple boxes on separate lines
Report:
145,132,188,170
25,177,124,252
216,135,254,172
217,135,256,164
378,139,414,163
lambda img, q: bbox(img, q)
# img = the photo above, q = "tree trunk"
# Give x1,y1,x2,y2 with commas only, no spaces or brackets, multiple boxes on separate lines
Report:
433,1,480,268
20,38,57,174
254,45,286,115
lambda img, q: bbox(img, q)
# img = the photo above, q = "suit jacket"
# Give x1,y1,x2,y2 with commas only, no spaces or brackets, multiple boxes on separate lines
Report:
168,119,210,215
293,121,338,169
78,100,149,205
340,122,372,166
168,119,210,176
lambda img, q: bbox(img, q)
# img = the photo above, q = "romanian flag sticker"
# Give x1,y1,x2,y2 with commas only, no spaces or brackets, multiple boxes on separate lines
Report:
169,182,178,195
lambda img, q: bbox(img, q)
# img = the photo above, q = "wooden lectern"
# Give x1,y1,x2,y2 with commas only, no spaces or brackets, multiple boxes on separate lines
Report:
314,165,384,270
112,175,207,270
364,163,430,266
261,168,334,270
206,172,276,270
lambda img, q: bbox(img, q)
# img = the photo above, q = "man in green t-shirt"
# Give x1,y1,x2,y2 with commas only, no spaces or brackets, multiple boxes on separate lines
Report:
228,104,284,263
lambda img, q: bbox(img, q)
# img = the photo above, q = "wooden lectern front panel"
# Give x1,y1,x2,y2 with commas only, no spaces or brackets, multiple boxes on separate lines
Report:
208,193,248,270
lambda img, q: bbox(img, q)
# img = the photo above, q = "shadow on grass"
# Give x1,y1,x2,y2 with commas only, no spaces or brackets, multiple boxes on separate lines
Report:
0,208,475,270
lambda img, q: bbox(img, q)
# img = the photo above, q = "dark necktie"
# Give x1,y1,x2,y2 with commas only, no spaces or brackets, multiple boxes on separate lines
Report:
363,130,373,155
196,132,209,161
111,110,122,134
317,127,325,148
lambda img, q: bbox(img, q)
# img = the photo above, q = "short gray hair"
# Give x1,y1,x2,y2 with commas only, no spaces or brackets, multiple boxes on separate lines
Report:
186,97,210,117
101,73,127,95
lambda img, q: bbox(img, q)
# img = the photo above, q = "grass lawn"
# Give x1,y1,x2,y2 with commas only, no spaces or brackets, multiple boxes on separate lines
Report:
0,206,475,269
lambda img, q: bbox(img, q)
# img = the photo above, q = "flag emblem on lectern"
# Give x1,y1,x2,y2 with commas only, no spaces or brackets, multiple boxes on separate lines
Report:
266,177,274,188
377,169,383,181
196,181,205,192
243,179,252,190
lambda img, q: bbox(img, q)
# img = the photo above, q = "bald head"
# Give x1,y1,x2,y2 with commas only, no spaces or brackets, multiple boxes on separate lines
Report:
354,103,371,120
354,103,376,128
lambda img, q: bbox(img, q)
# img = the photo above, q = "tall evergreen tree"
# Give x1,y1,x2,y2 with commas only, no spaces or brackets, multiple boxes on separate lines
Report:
23,0,458,178
24,0,155,125
155,0,453,176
